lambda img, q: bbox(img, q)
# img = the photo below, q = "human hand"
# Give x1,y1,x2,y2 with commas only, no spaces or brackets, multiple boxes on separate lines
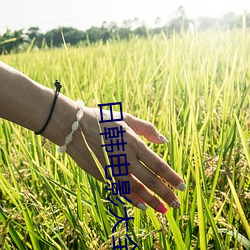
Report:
0,61,185,213
66,106,186,213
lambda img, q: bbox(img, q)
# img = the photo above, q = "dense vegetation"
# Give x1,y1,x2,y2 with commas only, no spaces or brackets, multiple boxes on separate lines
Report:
1,11,250,54
0,28,250,249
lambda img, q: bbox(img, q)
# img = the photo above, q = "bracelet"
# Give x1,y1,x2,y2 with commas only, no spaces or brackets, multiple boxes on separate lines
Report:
57,100,85,153
35,80,62,135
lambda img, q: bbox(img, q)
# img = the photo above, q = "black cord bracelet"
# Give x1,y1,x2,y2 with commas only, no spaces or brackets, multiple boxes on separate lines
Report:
35,80,62,135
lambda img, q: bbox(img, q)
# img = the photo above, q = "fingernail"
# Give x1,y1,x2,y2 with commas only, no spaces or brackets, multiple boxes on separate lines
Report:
137,203,147,211
158,134,168,143
156,203,168,214
170,199,181,209
177,182,186,191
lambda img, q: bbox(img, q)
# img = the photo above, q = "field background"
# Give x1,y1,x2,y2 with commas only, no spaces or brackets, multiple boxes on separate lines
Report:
0,30,250,249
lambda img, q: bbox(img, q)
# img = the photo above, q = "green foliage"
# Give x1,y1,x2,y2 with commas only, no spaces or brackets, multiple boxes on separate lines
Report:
0,29,29,54
0,30,250,249
45,27,86,47
1,12,250,54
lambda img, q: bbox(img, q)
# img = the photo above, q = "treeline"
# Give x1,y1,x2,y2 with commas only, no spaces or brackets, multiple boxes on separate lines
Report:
0,25,148,54
1,11,249,54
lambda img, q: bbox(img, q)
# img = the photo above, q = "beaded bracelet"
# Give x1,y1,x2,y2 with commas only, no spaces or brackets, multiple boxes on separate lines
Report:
57,100,85,153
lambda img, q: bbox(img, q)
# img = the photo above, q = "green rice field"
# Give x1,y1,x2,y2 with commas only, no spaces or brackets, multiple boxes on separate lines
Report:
0,29,250,249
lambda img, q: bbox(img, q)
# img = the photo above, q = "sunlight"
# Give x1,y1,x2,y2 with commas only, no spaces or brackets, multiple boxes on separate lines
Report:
185,0,248,18
0,0,249,33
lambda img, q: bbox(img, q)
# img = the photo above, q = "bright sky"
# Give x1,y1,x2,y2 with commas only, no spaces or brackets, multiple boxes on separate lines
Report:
0,0,249,34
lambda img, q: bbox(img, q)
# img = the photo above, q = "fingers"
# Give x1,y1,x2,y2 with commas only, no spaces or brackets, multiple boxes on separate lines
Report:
114,159,181,212
130,160,181,208
122,191,148,211
123,114,181,185
123,114,181,188
124,114,168,144
117,174,169,214
105,141,185,212
137,143,186,191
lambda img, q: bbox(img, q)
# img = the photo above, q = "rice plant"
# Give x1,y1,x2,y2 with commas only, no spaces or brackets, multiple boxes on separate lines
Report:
0,29,249,249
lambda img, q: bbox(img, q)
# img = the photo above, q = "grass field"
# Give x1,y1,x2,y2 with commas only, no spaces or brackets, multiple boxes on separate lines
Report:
0,29,250,250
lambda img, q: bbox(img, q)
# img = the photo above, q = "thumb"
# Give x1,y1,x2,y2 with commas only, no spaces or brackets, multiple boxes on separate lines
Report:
124,114,168,144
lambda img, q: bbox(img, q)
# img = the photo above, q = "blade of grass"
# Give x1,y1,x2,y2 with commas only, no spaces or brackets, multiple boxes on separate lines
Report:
166,211,187,250
0,206,26,250
201,193,224,250
227,177,250,239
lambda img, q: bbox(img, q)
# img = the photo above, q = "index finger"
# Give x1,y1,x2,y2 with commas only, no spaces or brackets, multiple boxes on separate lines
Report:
124,114,165,144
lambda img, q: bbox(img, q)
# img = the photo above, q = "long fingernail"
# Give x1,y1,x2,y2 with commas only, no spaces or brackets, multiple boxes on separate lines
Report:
177,182,186,191
137,203,147,211
158,134,168,143
170,199,181,209
156,203,168,214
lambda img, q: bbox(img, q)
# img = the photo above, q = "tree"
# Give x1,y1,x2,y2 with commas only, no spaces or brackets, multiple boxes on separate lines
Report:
27,27,43,47
168,5,194,34
0,29,29,54
45,27,85,47
122,19,132,30
154,17,162,28
220,12,237,29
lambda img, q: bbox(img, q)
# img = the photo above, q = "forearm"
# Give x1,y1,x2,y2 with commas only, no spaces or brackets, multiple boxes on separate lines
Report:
0,62,186,213
0,61,77,145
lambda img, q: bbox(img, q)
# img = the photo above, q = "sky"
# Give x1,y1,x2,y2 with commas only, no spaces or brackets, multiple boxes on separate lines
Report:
0,0,249,34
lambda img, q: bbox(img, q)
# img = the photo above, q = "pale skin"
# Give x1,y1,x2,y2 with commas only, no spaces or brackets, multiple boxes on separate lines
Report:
0,61,186,214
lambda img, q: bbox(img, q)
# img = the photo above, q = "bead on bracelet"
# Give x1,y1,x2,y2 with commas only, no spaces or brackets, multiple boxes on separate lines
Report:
57,100,84,153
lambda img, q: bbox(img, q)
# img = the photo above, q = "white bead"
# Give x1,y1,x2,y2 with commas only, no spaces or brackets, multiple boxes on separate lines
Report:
65,133,73,144
76,109,84,120
76,100,84,108
72,121,79,131
57,100,85,154
57,145,67,153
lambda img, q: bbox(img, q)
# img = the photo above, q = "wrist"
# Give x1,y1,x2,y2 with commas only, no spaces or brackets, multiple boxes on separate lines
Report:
41,93,79,146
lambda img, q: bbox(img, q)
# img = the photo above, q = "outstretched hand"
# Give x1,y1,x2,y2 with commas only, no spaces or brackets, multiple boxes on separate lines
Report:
66,107,186,213
0,62,185,213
